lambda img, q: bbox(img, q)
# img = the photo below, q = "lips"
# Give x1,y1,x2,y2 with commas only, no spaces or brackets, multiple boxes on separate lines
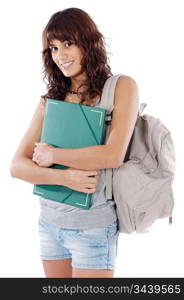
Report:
61,61,74,69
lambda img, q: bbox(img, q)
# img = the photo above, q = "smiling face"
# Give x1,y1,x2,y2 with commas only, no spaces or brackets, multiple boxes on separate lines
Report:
49,39,85,79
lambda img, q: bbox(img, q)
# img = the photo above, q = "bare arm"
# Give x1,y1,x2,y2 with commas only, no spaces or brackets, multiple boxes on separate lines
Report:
49,76,139,170
11,156,68,185
10,98,66,185
53,144,115,171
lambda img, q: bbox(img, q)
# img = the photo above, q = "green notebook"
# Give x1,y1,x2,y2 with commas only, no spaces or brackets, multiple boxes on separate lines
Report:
33,98,108,209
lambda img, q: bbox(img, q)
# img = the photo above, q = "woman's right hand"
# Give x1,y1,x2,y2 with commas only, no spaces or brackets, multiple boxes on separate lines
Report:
62,167,100,194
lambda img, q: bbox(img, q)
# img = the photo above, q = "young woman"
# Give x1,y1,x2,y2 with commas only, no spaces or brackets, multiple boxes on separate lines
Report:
10,7,139,278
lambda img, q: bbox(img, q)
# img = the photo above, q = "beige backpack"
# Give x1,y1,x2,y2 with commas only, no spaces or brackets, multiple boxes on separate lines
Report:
99,74,176,233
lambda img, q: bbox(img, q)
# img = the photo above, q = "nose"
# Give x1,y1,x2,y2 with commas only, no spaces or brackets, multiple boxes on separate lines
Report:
55,47,68,63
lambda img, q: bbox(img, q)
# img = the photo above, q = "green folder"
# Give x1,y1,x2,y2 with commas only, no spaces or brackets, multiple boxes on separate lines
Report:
33,98,108,209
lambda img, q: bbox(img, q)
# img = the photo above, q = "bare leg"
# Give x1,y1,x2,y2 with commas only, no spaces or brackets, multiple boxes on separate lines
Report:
42,258,72,278
72,268,114,278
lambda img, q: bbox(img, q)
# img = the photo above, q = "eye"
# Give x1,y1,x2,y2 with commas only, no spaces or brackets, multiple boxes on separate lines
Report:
64,40,74,47
49,41,74,52
49,46,58,52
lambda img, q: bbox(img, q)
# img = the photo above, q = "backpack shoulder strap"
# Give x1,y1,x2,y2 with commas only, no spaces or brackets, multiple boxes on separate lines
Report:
99,73,125,200
99,73,125,112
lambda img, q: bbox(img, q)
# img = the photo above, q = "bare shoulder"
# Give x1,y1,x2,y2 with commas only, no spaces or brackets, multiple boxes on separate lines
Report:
112,75,139,114
117,75,138,85
114,75,139,104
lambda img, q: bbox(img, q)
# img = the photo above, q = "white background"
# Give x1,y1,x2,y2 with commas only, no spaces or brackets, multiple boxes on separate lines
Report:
0,0,183,277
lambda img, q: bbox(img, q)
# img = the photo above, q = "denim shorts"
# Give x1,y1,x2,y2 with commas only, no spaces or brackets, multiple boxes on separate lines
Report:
38,219,119,270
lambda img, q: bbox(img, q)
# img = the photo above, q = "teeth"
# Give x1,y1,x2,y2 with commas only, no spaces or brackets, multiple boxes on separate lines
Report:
62,61,73,66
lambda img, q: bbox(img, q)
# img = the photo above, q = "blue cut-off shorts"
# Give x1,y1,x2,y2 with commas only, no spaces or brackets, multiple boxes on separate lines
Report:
38,219,119,270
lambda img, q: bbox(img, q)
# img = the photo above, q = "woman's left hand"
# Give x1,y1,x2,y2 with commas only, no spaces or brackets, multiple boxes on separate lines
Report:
32,142,55,167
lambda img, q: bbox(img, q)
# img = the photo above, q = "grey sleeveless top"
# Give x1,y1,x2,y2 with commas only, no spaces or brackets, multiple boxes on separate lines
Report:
39,98,117,229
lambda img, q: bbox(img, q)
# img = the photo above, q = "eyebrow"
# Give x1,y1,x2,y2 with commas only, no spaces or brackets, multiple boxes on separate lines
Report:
49,40,66,46
49,40,74,46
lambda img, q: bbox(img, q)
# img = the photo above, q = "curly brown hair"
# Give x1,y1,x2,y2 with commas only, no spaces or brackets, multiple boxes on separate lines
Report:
41,7,113,106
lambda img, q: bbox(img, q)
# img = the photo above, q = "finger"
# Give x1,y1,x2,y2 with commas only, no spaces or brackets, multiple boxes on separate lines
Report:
88,177,99,184
85,188,96,194
85,183,96,189
87,171,99,177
